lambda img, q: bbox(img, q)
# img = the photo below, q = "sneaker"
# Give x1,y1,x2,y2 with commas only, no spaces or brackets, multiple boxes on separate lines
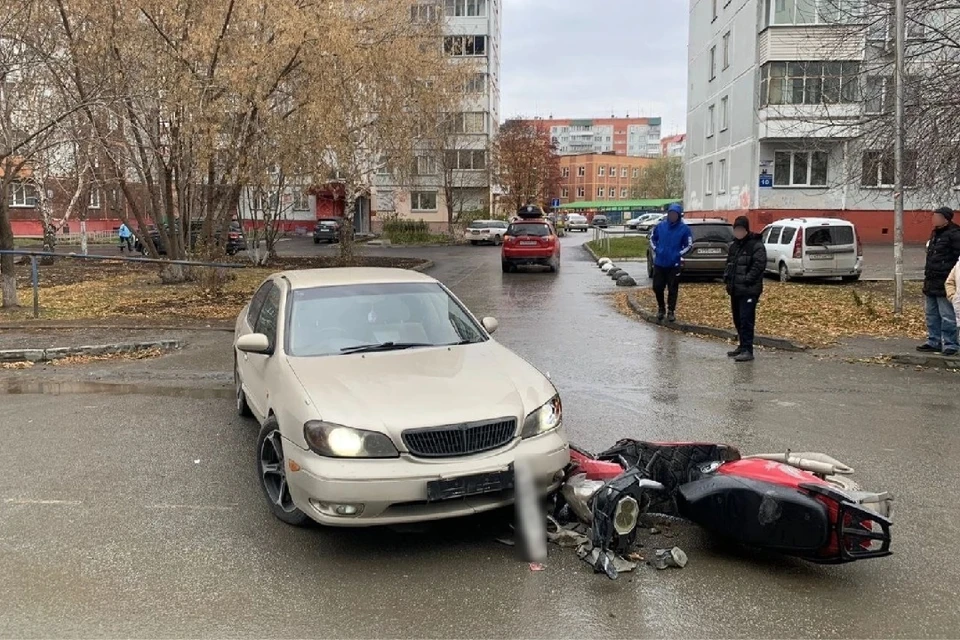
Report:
916,343,940,353
727,347,744,358
666,311,676,323
734,351,755,363
656,310,665,322
943,348,959,356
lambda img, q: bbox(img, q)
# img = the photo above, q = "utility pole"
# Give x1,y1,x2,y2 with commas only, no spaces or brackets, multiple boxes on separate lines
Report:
893,0,906,315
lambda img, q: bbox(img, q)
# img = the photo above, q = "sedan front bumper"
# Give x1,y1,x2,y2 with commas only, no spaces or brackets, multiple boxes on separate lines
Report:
283,428,570,526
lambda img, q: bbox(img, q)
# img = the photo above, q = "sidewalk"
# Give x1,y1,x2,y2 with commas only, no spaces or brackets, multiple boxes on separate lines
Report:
861,244,925,280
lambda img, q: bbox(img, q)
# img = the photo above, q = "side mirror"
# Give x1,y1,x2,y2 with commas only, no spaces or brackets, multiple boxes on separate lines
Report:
481,317,499,335
236,333,271,354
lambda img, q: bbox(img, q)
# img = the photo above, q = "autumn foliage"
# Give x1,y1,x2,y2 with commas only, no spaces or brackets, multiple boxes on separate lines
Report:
491,120,562,212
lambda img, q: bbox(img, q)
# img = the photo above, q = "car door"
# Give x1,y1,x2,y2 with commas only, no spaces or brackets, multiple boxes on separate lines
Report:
242,281,283,418
764,226,783,269
779,226,797,267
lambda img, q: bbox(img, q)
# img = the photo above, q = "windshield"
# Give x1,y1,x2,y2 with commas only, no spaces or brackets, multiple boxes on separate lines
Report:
806,226,854,246
691,224,734,243
507,222,551,237
285,282,487,357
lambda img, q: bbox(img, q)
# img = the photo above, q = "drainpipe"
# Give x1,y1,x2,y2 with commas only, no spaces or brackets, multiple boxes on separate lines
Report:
841,140,849,211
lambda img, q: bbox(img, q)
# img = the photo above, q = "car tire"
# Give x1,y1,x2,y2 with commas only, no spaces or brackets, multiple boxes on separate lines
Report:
494,234,502,246
314,238,320,244
235,360,253,418
647,256,654,278
471,240,479,246
550,258,560,273
256,417,310,527
779,263,791,283
842,274,861,283
501,261,513,273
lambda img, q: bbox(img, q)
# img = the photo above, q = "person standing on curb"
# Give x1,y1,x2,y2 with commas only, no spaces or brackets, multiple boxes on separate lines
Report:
118,222,133,253
918,207,960,356
946,256,960,345
723,216,766,363
649,203,693,323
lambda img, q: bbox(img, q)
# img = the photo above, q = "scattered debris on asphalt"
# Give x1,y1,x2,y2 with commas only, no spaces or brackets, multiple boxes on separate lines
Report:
650,547,688,570
528,562,546,572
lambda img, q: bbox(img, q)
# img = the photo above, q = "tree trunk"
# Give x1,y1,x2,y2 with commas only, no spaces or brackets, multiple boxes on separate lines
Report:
339,190,356,262
0,197,18,308
80,220,88,256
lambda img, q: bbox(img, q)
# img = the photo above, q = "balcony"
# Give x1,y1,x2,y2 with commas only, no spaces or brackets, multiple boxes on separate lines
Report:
758,25,865,65
758,104,861,139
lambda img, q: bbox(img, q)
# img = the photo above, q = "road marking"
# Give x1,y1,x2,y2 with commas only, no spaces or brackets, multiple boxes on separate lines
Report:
3,498,82,506
145,503,238,511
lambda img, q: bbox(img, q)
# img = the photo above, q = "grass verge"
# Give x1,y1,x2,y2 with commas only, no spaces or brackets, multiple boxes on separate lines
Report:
586,236,649,260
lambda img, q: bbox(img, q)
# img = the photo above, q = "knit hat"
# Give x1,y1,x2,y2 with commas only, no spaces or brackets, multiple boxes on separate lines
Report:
733,216,750,231
934,207,954,222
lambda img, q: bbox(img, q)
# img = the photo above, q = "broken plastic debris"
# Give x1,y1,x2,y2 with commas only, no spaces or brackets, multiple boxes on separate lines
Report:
561,473,605,524
495,536,516,547
577,542,638,578
528,562,546,572
649,547,688,570
193,459,201,464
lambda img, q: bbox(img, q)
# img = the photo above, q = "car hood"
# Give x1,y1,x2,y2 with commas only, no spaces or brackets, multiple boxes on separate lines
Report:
286,341,556,440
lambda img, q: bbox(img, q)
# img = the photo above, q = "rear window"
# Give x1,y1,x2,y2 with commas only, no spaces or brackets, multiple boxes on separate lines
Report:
806,226,854,246
507,223,551,237
468,221,488,229
691,224,734,243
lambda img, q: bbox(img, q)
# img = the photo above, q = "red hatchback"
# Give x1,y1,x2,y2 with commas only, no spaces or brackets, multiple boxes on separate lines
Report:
501,218,561,273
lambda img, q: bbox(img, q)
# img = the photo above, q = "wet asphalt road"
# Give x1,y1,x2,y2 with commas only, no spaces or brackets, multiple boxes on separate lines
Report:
1,233,959,638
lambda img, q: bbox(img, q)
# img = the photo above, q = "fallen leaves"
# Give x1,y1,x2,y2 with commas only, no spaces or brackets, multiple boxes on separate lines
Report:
0,347,167,369
630,281,926,347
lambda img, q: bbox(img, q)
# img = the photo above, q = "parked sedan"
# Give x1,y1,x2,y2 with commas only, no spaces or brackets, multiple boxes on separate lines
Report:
647,219,734,278
636,214,665,236
313,218,342,244
591,214,609,229
566,214,589,232
234,268,569,527
466,219,508,245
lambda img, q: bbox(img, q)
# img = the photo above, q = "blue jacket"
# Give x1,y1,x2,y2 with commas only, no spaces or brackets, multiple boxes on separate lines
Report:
650,218,693,268
118,224,132,238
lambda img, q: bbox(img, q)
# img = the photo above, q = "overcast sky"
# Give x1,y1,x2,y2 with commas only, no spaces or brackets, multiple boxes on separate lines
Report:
500,0,689,135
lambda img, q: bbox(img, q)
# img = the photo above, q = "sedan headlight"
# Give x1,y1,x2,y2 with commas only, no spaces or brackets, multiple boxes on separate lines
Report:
303,421,399,458
520,395,562,439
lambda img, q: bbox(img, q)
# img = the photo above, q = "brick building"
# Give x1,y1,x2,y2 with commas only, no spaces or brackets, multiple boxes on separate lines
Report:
554,153,657,207
519,116,662,157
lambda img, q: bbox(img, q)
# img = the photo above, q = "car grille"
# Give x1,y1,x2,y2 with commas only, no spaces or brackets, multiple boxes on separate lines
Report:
402,418,517,458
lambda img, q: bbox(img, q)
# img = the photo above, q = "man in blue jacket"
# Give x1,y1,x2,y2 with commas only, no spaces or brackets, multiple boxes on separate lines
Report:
649,203,693,322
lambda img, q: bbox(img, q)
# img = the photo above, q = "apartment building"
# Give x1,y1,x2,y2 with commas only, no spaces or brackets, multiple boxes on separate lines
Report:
373,0,502,230
519,117,663,157
685,0,950,242
553,153,657,206
661,134,687,157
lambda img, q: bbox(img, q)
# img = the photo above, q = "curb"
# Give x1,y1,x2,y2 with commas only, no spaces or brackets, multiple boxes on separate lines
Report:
887,353,960,369
0,323,233,332
0,340,182,363
625,294,807,352
411,259,435,273
582,242,600,262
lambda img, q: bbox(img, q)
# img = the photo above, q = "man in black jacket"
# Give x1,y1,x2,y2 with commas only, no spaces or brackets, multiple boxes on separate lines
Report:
919,207,960,356
724,216,767,362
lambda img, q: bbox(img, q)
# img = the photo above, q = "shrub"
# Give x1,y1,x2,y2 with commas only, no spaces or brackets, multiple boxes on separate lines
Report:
383,218,432,244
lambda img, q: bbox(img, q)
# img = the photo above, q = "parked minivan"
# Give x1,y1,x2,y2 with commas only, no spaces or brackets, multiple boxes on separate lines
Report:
761,218,863,282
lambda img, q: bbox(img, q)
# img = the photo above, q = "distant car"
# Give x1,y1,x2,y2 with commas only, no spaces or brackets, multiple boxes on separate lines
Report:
647,219,734,279
313,218,342,244
566,214,589,232
636,214,666,236
502,208,561,273
591,215,609,229
467,219,509,245
625,213,659,230
139,220,247,255
761,218,863,282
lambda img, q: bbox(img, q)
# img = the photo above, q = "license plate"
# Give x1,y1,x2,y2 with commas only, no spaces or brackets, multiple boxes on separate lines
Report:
471,230,481,234
426,468,514,502
809,254,832,260
699,248,723,255
519,241,538,246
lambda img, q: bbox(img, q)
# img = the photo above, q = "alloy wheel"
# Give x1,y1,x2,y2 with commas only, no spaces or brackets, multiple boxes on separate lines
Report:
259,430,297,513
779,264,790,283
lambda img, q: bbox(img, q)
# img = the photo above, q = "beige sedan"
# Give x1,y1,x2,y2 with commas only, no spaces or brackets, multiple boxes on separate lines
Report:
234,268,569,527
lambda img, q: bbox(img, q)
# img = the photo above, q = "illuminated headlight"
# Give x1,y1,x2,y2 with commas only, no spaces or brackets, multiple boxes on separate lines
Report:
520,395,562,439
303,421,399,458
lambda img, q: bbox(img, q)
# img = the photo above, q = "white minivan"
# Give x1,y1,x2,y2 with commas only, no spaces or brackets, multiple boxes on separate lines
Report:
761,218,863,282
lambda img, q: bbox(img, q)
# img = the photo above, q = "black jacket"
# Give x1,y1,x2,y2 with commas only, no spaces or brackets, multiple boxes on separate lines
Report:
923,222,960,297
724,233,767,298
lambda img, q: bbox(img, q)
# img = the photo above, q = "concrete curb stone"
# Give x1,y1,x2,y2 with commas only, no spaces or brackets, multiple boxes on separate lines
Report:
0,339,182,363
888,353,960,369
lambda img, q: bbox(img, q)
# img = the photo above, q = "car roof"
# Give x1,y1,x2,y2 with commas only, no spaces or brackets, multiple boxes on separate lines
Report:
276,268,438,290
768,217,854,226
685,218,730,225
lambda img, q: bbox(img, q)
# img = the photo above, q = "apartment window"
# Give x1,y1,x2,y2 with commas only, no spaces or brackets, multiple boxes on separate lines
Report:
376,155,390,175
577,166,585,177
8,182,36,207
445,0,487,17
707,105,716,138
89,188,101,209
561,188,569,198
760,61,860,106
705,163,714,195
414,155,437,176
718,159,728,194
292,188,309,211
609,166,617,177
865,76,921,113
411,191,438,211
410,3,439,22
621,167,628,178
770,0,861,25
561,167,570,177
377,190,395,211
453,112,486,134
861,150,918,187
465,73,486,94
712,0,718,20
632,168,640,178
620,188,629,198
444,35,487,56
722,32,731,69
774,150,829,186
609,188,616,198
577,186,585,198
444,149,486,170
597,187,605,198
907,19,926,39
709,46,717,81
598,166,605,177
720,96,729,131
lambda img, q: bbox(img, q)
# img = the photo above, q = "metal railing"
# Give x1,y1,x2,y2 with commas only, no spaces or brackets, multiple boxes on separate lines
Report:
591,224,648,253
0,249,246,319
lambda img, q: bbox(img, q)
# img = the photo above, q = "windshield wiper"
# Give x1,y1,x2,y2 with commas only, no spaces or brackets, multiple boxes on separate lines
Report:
340,342,433,354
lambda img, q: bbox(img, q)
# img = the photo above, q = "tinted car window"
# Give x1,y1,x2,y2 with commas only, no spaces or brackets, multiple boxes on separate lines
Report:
507,223,551,237
806,226,854,245
247,281,273,326
781,227,797,244
255,284,282,352
691,224,734,243
766,226,783,244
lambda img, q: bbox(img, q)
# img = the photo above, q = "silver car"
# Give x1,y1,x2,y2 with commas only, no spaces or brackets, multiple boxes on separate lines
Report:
566,214,589,232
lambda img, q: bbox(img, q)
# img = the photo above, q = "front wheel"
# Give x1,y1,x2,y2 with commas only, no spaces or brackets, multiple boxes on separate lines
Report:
493,234,502,246
647,256,654,278
257,418,310,527
502,260,513,273
779,263,791,283
314,238,320,244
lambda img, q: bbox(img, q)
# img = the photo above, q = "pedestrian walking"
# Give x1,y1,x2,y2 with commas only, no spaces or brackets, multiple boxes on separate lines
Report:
918,207,960,356
723,216,766,363
649,203,693,323
118,222,133,253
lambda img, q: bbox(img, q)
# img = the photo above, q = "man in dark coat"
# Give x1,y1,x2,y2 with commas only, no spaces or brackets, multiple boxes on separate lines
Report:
723,216,767,362
919,207,960,356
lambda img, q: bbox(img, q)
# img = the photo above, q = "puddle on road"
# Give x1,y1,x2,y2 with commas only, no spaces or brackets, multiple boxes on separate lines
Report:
0,380,232,399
